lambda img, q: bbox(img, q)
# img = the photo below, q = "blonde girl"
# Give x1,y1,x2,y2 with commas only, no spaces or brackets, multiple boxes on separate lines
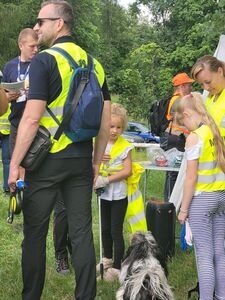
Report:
176,92,225,300
94,103,133,281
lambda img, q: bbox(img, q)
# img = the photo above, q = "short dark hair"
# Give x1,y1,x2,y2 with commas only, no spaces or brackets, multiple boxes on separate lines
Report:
41,0,74,31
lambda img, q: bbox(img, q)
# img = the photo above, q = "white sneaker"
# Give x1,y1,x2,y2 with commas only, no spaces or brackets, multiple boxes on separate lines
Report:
96,257,113,273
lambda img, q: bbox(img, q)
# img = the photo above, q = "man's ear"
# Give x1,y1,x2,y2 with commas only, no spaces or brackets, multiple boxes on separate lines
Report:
18,42,23,51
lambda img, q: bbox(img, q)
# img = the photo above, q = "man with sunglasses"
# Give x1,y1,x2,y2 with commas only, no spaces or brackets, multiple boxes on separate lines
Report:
8,1,110,300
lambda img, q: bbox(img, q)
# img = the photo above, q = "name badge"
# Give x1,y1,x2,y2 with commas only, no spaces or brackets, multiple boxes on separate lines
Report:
16,94,26,103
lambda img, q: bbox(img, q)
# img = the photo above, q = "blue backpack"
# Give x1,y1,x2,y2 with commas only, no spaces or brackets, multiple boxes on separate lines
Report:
47,47,104,142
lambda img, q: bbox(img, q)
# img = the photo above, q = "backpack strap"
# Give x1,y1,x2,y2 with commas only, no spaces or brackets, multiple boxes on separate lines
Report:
46,47,92,140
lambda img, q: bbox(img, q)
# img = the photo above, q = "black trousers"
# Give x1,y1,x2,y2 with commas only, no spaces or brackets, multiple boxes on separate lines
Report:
53,196,72,258
101,198,128,269
22,157,96,300
163,171,178,202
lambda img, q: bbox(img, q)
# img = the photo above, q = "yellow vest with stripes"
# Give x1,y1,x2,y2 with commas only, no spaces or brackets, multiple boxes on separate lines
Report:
100,136,147,233
40,42,105,153
0,105,10,135
205,89,225,128
194,125,225,192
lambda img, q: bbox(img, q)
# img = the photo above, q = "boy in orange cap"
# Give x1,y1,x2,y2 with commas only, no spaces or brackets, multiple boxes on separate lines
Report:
167,73,194,125
163,72,194,201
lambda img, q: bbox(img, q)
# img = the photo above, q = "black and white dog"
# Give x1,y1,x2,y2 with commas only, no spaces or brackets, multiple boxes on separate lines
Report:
116,231,175,300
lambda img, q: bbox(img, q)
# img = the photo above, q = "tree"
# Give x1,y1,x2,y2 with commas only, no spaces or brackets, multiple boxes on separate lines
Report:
70,0,101,55
136,0,223,63
98,0,140,76
117,43,172,119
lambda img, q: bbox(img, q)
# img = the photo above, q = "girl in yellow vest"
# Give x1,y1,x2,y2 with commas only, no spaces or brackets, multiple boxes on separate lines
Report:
94,103,147,281
176,92,225,300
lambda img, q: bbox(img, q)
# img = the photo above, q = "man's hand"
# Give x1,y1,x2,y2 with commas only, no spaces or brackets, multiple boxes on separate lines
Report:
93,163,100,185
8,164,20,193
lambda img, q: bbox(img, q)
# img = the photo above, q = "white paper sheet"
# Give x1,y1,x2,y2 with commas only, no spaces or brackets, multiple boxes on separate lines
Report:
0,81,25,92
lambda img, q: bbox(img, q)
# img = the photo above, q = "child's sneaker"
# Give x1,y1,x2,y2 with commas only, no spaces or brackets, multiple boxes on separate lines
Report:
96,257,113,273
103,267,120,281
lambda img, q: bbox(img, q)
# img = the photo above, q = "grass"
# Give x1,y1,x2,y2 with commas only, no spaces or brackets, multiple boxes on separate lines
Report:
0,155,198,300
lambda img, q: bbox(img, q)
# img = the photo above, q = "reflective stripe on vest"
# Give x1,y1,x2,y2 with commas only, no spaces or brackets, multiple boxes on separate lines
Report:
99,136,147,233
0,105,10,135
39,42,105,153
126,162,147,233
194,125,225,191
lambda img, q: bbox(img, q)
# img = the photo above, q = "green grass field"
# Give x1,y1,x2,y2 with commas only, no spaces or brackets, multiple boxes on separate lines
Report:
0,154,198,300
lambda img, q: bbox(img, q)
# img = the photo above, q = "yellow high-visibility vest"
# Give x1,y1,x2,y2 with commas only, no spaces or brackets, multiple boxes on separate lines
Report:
100,135,147,233
39,42,105,153
0,105,10,135
194,124,225,192
205,89,225,128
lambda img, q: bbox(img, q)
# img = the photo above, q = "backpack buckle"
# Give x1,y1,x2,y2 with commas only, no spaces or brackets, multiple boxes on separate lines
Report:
81,68,89,83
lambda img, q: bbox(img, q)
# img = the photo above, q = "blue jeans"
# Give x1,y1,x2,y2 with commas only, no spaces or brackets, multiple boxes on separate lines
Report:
0,134,10,191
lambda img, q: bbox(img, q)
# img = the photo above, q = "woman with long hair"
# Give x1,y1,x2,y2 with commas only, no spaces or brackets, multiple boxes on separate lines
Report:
191,55,225,128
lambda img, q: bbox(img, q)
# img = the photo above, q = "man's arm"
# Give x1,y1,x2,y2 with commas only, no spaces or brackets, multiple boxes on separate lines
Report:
8,99,46,189
93,100,111,179
0,89,8,116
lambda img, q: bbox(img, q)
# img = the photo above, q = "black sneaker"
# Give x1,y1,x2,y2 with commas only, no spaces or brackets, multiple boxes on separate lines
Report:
3,188,10,196
55,256,70,275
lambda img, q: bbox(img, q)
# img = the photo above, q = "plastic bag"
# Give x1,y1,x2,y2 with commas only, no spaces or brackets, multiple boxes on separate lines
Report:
164,148,184,167
146,146,167,166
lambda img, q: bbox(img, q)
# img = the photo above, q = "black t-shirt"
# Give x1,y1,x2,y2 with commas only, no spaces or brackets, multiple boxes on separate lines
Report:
28,36,111,158
3,57,31,127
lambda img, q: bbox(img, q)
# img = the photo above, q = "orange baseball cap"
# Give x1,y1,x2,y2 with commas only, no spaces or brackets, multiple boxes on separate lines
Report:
172,72,194,87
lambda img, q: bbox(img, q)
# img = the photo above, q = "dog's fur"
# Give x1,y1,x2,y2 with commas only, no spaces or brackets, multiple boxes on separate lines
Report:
116,231,175,300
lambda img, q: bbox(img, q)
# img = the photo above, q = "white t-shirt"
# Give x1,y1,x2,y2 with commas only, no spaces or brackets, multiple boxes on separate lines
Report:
185,137,203,195
100,143,133,201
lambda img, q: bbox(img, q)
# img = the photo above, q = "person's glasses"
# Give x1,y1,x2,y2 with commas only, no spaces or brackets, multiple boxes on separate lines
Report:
36,17,60,27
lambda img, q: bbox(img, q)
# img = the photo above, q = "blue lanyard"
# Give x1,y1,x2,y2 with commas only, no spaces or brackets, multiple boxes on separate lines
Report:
17,57,30,81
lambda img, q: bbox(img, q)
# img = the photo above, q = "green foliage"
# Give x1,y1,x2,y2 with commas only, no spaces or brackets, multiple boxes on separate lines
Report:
117,43,171,119
70,0,101,54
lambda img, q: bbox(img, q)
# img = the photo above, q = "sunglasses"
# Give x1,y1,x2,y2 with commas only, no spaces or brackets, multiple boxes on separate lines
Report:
36,17,60,27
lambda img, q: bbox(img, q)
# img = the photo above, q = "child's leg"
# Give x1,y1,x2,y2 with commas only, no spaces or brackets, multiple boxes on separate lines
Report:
101,199,113,259
189,192,217,300
213,191,225,300
110,198,128,269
